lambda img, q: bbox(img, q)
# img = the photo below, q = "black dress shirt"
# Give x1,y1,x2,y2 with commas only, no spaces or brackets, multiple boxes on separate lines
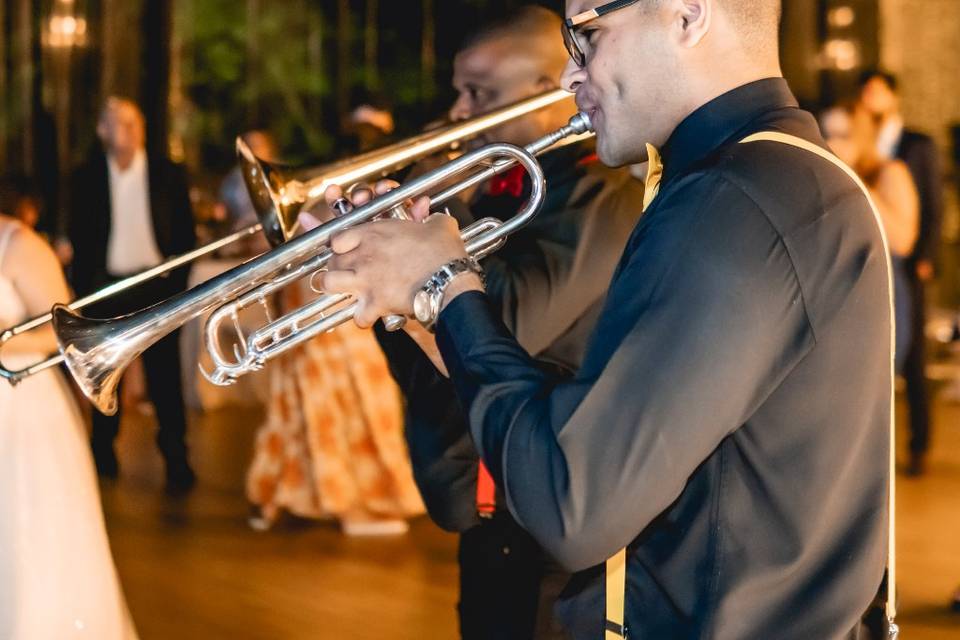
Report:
435,79,891,639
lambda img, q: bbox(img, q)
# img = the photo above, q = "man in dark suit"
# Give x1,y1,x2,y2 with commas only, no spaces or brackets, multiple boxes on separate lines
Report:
67,97,197,494
861,70,945,476
355,8,643,638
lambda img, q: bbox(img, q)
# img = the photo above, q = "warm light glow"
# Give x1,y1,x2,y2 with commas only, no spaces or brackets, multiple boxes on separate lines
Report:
822,38,860,71
43,0,89,48
828,6,856,28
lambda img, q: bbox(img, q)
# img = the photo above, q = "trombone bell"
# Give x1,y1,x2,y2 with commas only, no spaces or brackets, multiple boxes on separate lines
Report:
237,139,303,247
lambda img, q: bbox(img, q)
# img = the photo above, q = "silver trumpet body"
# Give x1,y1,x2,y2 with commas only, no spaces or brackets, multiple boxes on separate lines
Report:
52,113,593,415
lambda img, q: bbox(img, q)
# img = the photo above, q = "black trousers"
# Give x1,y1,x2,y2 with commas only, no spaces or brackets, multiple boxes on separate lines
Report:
88,271,190,465
903,270,930,455
458,512,571,640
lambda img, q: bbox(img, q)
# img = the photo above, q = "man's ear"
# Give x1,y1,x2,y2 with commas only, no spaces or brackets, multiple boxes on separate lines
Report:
676,0,712,49
96,120,108,144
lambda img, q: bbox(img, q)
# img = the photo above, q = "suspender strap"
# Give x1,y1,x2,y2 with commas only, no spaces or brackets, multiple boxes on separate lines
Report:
601,131,898,639
476,461,496,518
604,548,627,638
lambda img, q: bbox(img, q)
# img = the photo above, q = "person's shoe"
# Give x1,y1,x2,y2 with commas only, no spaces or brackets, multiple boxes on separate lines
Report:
247,505,273,532
164,461,197,497
906,452,926,477
91,442,119,480
952,585,960,613
341,518,409,537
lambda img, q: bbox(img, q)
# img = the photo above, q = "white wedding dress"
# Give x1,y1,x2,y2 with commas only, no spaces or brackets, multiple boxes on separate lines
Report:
0,221,138,639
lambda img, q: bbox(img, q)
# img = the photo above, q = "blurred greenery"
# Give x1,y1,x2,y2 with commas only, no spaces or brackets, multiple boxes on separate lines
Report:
175,0,558,170
177,0,333,168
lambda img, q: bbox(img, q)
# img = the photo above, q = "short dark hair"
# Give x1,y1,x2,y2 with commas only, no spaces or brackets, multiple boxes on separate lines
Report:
460,5,562,52
858,69,898,92
720,0,783,52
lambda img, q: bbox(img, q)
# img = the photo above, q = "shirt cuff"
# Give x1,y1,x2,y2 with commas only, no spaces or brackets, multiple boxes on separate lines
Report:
436,288,503,345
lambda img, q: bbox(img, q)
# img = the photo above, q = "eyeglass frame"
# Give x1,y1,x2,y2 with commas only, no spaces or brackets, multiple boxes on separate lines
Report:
562,0,642,67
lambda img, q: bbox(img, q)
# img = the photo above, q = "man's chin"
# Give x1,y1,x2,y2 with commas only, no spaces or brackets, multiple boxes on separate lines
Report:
596,140,633,169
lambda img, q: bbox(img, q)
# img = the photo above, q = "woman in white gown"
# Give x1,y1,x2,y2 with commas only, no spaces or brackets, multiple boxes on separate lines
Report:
0,215,137,639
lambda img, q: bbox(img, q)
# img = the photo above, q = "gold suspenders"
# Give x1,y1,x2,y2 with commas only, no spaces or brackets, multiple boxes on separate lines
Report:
603,132,898,638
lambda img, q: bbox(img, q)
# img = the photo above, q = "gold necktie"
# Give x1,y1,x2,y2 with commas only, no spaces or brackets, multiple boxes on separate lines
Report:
642,142,663,212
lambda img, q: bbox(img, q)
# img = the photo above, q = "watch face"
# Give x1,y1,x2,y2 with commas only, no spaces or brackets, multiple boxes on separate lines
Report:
414,289,433,324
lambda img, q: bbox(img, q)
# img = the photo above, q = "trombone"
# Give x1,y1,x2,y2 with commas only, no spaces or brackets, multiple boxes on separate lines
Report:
51,112,593,415
241,88,574,245
0,88,574,387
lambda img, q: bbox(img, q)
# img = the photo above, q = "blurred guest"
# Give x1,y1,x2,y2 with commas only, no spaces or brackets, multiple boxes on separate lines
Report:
67,97,197,495
344,93,396,153
214,129,276,257
823,102,919,373
245,278,425,535
0,214,138,639
860,70,944,476
242,112,423,536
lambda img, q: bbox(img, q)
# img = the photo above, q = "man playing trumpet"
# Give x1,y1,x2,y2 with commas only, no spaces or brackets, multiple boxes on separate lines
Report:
320,0,893,638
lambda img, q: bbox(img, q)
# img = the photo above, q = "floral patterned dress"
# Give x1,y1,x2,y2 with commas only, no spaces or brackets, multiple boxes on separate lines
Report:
245,283,424,526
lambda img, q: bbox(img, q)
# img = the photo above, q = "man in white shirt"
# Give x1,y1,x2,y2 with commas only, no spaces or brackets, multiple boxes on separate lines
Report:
67,97,197,495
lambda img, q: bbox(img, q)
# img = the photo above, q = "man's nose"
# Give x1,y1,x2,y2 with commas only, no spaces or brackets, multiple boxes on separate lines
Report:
448,96,472,122
561,59,587,93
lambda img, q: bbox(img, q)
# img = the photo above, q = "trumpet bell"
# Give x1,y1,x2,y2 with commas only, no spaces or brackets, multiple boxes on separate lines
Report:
237,139,303,247
52,304,138,416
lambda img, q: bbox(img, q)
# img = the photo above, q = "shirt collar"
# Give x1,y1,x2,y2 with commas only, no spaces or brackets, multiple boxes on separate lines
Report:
108,148,146,177
659,78,799,183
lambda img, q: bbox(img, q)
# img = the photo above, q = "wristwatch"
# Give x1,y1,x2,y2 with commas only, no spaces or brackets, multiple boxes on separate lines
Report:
414,257,485,331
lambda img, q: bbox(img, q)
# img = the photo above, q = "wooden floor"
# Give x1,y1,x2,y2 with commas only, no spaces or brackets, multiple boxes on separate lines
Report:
102,393,960,639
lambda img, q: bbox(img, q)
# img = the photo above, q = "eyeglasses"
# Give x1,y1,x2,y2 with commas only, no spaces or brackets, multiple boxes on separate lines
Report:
562,0,642,68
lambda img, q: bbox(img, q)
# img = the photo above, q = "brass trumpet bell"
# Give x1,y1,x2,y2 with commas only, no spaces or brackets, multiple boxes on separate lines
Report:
51,304,141,416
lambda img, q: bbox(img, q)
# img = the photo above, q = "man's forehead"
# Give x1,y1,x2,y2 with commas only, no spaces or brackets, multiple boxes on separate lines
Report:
106,101,142,123
456,37,526,77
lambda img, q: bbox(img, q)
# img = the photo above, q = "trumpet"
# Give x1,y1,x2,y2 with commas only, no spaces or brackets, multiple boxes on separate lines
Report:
51,113,593,415
0,89,573,387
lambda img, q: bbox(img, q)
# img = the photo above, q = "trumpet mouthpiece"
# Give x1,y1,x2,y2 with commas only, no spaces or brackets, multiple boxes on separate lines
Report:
569,112,593,134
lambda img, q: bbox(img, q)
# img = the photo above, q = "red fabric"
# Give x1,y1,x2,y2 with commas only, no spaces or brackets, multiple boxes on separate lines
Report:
476,462,497,517
487,165,527,198
577,152,599,167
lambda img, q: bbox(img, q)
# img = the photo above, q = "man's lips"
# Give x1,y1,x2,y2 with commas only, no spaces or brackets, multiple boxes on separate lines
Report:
575,98,599,123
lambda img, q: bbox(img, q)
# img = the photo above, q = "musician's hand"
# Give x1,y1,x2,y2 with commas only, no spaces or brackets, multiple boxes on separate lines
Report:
322,212,471,329
299,181,403,231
